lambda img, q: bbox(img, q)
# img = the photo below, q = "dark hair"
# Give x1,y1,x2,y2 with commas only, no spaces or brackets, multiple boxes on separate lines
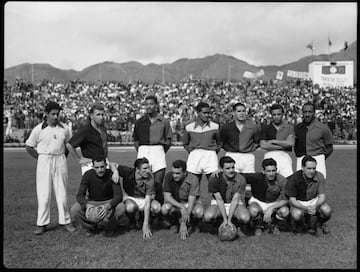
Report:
232,102,246,111
44,101,62,113
145,95,158,104
270,104,284,114
195,102,210,112
219,156,235,168
89,103,105,114
172,160,187,172
134,157,149,169
302,102,315,112
92,156,106,165
262,158,277,170
301,155,317,167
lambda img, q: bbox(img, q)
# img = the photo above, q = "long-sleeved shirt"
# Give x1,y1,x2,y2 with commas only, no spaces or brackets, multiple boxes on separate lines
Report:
182,119,221,152
68,123,108,159
76,169,122,209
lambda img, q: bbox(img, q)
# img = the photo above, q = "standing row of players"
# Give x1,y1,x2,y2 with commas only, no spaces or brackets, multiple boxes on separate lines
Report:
25,96,333,239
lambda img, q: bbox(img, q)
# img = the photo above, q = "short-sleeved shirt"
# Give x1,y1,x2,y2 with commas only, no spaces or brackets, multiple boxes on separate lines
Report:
133,114,173,147
25,121,70,155
259,122,294,152
76,169,123,209
220,120,260,153
117,165,155,198
182,119,221,152
285,170,326,201
242,173,287,203
67,123,108,159
294,118,333,157
208,173,247,203
163,172,200,203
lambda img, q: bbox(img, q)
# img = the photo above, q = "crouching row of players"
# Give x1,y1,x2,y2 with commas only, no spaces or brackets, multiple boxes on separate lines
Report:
70,155,331,239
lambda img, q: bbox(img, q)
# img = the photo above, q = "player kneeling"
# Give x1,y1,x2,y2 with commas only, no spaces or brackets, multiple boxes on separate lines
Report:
161,160,204,240
110,157,161,239
70,157,126,237
203,156,250,239
285,155,332,235
242,158,289,236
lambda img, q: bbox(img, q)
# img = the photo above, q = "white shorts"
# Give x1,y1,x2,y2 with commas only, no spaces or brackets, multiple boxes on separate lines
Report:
297,196,319,208
264,151,293,178
225,152,255,173
211,199,244,216
248,196,277,212
187,149,218,174
138,145,166,173
296,154,326,178
126,196,147,211
81,158,110,175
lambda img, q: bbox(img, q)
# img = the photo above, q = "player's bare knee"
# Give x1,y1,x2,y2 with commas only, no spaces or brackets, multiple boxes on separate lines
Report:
277,206,290,219
203,206,217,222
151,200,161,215
236,206,250,224
161,203,172,216
248,203,261,218
115,202,126,217
70,202,82,219
125,199,138,215
290,207,303,221
319,203,331,219
192,204,204,219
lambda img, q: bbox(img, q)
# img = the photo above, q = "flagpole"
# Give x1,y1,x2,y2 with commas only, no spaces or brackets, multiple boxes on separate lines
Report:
31,63,34,82
228,61,231,82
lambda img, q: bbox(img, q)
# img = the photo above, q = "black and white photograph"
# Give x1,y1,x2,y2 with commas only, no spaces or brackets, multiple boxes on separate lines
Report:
3,2,357,269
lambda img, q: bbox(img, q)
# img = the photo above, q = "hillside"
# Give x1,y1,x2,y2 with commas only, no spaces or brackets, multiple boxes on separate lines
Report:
4,41,356,83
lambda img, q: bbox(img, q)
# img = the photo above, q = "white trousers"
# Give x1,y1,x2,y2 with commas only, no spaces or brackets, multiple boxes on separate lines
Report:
36,154,71,226
296,154,326,178
264,150,293,178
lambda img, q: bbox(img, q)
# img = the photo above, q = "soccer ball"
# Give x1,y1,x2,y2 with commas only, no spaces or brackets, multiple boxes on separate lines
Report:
218,224,238,241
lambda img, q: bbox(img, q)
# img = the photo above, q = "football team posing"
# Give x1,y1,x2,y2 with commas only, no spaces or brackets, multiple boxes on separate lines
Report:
27,96,334,240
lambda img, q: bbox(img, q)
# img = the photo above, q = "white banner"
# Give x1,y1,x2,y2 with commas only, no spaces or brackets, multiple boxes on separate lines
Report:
287,70,310,79
308,61,354,88
243,69,265,79
276,71,284,80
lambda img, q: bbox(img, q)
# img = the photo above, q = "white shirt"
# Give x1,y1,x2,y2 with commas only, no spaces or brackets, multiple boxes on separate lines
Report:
25,122,70,155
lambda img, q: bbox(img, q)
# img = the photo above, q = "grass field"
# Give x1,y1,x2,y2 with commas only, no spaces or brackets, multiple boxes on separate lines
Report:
3,146,357,269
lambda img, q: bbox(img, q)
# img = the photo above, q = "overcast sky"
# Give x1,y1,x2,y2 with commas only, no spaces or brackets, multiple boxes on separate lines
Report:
4,2,357,71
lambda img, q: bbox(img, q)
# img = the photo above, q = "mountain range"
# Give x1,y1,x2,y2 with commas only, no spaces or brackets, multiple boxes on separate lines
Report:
4,41,356,84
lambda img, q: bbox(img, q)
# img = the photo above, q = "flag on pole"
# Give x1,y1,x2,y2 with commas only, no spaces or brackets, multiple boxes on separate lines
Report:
306,41,314,51
328,36,332,47
344,41,349,50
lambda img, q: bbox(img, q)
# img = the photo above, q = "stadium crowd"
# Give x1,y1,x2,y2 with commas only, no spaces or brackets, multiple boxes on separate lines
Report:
3,77,357,143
